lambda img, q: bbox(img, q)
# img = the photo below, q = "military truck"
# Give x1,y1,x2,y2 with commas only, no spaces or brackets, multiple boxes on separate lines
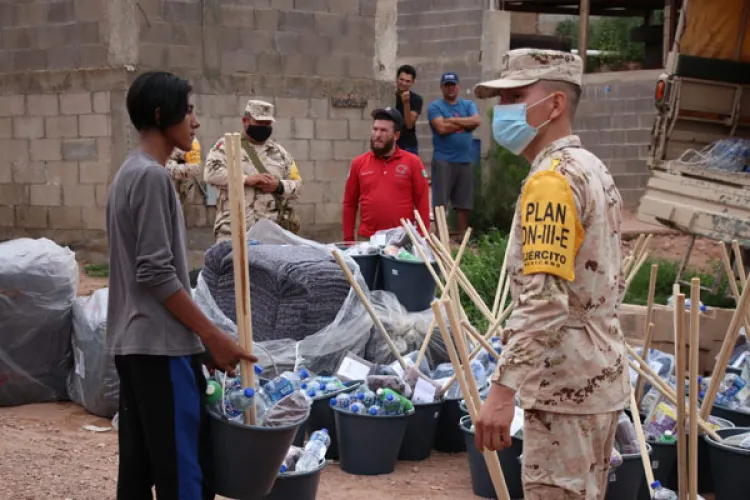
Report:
637,0,750,285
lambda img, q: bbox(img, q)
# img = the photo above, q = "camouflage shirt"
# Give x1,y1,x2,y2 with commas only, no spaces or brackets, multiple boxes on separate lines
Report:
204,136,302,241
166,139,201,205
492,135,630,414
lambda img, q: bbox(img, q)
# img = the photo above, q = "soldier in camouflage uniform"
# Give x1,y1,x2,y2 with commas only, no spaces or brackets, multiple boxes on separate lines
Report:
204,100,303,241
166,138,202,206
472,49,630,499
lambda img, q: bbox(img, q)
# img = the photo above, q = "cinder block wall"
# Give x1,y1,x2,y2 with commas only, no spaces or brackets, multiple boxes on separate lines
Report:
0,0,391,261
574,70,662,208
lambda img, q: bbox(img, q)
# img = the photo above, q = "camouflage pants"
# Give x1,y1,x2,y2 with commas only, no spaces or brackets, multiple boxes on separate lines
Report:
522,410,619,499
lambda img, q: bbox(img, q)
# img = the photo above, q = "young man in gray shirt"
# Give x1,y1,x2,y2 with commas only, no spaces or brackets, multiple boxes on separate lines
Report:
107,71,256,500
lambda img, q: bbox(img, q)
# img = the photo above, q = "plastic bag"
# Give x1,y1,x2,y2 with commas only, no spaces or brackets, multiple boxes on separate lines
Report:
194,220,449,377
67,288,119,418
0,238,78,406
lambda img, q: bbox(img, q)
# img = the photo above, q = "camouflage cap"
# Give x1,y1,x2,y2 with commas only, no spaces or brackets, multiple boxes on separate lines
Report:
244,99,275,122
473,48,583,99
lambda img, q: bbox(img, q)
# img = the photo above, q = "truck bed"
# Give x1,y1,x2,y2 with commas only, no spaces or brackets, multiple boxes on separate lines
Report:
637,160,750,246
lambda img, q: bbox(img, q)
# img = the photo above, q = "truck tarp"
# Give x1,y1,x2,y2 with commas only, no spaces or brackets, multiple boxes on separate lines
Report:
680,0,750,61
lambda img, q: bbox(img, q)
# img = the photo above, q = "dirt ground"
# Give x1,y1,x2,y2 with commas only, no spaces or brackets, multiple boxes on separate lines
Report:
1,217,727,499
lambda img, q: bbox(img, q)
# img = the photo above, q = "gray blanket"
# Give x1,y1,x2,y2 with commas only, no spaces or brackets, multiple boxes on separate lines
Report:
202,241,354,342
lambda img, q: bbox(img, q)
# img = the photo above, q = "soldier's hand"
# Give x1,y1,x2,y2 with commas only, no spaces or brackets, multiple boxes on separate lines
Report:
475,382,515,452
244,174,266,187
257,175,280,193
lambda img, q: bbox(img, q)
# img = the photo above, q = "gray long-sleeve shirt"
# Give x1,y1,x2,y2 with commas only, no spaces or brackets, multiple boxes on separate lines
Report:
105,151,204,356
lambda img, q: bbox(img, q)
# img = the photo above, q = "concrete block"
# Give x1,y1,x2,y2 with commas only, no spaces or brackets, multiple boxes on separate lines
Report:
279,11,314,31
275,98,310,117
298,180,326,204
94,184,108,207
346,57,373,78
315,55,346,77
30,184,62,206
315,119,348,140
11,160,46,184
626,128,652,145
79,161,110,184
310,140,333,160
60,92,92,115
330,34,362,56
314,159,350,181
314,12,345,36
15,206,48,229
293,118,314,139
294,202,316,225
309,98,329,119
327,0,359,13
323,181,345,203
272,118,293,140
162,0,202,24
349,119,372,141
16,2,49,25
218,28,241,52
315,202,342,224
254,9,280,30
30,139,62,161
270,0,294,8
45,116,79,138
0,162,10,183
0,184,29,205
62,139,98,161
220,4,255,28
96,137,112,163
0,96,25,117
283,140,310,161
257,53,282,73
0,139,30,162
295,0,329,11
184,204,209,228
79,115,111,138
360,0,376,16
81,207,106,230
280,54,317,76
27,94,59,116
333,141,363,161
221,52,258,74
49,207,83,229
48,0,75,23
138,43,167,68
12,49,47,71
0,207,13,227
63,184,97,207
239,30,276,53
0,118,10,139
329,106,363,120
167,45,202,70
275,31,298,54
45,161,80,185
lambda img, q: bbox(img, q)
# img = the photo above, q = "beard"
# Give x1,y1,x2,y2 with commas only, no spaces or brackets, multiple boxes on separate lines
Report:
370,137,395,157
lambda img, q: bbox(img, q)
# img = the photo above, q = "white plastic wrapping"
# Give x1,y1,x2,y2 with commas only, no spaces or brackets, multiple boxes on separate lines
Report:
0,238,78,406
193,219,449,376
67,288,119,418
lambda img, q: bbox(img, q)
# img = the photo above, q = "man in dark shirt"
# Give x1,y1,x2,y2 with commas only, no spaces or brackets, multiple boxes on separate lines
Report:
106,71,256,499
394,64,424,155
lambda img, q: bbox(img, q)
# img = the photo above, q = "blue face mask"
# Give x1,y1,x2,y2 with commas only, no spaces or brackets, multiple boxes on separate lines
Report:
491,95,553,155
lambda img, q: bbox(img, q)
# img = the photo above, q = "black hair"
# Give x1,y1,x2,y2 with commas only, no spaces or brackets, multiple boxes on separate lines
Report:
541,80,581,117
126,71,192,132
397,64,417,80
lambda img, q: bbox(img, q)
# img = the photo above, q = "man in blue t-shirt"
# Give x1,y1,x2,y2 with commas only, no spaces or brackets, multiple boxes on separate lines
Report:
427,72,481,239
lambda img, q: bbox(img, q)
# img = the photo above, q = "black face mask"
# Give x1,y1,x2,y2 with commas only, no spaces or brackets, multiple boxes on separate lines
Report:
246,125,273,142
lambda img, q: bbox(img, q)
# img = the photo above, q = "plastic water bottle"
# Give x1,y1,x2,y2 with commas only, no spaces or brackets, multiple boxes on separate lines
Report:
658,430,676,444
355,389,376,407
280,446,303,473
377,388,413,415
330,393,351,410
368,405,385,416
205,380,223,408
651,481,678,499
296,429,331,472
263,375,296,403
228,388,257,413
350,403,367,415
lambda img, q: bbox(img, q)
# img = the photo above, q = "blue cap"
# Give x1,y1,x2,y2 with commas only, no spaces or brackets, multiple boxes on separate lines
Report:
254,365,263,375
244,387,255,398
299,368,310,379
330,398,336,406
651,480,661,489
440,72,459,84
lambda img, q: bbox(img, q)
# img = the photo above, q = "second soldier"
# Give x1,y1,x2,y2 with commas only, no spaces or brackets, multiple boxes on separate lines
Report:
204,99,303,242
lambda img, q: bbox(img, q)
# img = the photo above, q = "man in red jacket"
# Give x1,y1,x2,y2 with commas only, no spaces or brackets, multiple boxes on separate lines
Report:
342,107,431,241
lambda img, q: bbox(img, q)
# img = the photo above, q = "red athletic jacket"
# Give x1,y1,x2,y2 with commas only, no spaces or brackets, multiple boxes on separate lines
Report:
342,148,430,241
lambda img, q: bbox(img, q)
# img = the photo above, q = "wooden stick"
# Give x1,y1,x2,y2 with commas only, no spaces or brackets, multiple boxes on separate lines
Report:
630,389,655,496
623,234,646,275
462,320,498,355
625,250,651,291
635,264,659,402
400,220,445,295
700,260,750,420
432,300,511,500
491,227,514,317
719,242,750,332
688,278,700,500
331,249,408,370
436,207,463,322
732,239,748,288
414,226,472,367
225,133,257,425
674,293,687,500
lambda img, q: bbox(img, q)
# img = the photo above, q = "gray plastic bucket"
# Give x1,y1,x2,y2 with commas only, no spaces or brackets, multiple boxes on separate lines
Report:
711,403,750,428
664,415,735,493
263,460,326,500
335,244,381,291
398,400,444,461
333,406,409,475
306,381,361,460
636,439,677,500
605,444,652,500
292,415,309,447
380,253,438,312
434,397,467,453
459,415,524,499
208,407,306,499
705,427,750,500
